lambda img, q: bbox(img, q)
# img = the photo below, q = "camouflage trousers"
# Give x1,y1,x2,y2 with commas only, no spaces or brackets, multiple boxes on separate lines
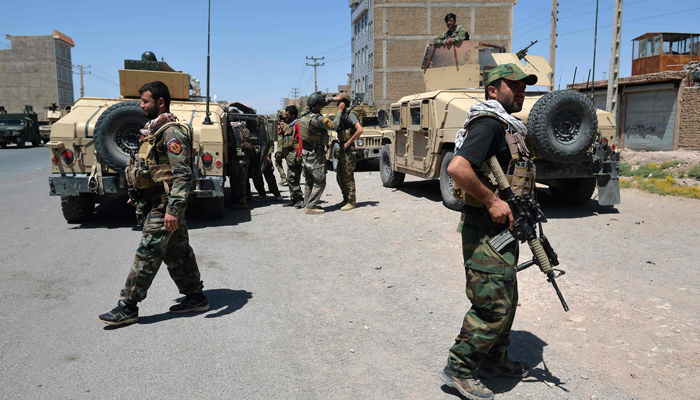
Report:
274,150,287,182
120,197,203,304
445,209,519,379
301,148,326,208
285,149,304,203
336,146,357,204
228,155,250,207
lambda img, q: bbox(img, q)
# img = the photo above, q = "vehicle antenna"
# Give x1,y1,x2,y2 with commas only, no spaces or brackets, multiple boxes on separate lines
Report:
203,0,213,125
571,66,578,88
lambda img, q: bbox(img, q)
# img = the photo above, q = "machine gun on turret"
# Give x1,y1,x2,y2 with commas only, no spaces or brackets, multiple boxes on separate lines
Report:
516,40,538,60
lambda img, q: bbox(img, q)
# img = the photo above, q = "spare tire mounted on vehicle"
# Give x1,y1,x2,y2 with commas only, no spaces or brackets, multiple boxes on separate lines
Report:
94,101,148,171
526,90,597,163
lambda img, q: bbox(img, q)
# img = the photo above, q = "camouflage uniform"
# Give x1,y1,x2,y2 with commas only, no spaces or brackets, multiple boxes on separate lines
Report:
434,25,470,44
333,111,360,205
121,124,203,304
274,129,288,185
445,209,519,378
283,119,304,203
299,106,333,209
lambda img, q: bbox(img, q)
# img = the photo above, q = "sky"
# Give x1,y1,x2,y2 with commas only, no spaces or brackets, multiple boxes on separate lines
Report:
1,0,698,114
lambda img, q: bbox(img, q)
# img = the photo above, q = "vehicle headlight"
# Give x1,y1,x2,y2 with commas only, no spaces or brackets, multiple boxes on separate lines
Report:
356,138,364,147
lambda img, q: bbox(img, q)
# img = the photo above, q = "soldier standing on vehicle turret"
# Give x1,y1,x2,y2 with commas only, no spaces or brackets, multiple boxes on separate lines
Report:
333,94,364,211
298,92,342,214
99,81,207,327
434,13,470,45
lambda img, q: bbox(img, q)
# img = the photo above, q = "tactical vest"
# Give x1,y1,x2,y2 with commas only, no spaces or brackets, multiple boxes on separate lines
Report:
125,122,190,192
282,120,300,149
299,112,329,145
337,119,356,142
453,117,536,207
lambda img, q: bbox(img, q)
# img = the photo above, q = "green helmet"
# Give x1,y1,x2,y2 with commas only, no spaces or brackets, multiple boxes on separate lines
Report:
141,51,157,62
307,91,325,108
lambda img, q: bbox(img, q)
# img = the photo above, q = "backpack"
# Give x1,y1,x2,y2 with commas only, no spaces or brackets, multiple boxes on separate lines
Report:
229,122,253,156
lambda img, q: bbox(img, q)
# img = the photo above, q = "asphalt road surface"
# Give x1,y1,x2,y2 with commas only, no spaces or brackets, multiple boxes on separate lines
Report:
1,147,699,400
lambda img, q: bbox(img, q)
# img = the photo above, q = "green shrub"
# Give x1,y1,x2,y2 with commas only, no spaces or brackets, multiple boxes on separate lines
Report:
660,160,679,169
619,163,632,176
688,164,700,180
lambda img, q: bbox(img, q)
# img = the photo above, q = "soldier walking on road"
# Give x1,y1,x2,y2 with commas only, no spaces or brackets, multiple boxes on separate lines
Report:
438,64,538,399
299,92,341,214
99,81,208,326
333,94,363,211
274,112,288,186
251,146,283,201
434,13,470,45
281,105,304,208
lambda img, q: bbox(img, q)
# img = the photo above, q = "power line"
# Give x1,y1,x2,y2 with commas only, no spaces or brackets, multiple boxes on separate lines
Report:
305,56,325,93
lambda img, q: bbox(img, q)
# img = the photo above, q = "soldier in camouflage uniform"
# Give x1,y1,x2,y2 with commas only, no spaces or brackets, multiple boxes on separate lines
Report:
281,105,304,208
299,92,341,214
227,121,254,209
434,13,470,45
99,81,207,326
333,94,364,211
439,64,538,400
274,111,288,186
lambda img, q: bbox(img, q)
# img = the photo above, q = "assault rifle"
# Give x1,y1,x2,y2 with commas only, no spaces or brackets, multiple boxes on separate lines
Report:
484,155,569,312
337,93,365,132
516,40,538,60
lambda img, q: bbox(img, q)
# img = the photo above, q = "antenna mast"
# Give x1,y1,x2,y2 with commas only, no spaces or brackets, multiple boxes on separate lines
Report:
203,0,213,125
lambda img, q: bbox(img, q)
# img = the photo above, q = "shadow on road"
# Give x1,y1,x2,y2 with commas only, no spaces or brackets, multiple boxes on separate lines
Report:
136,288,253,325
395,179,443,203
440,330,568,398
537,189,620,219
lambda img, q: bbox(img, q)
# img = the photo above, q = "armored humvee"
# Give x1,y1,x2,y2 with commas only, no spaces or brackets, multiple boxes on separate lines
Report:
0,105,42,148
40,104,71,144
321,103,392,171
379,41,620,210
46,52,235,223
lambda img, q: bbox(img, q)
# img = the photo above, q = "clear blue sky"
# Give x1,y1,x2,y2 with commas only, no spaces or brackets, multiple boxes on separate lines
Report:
1,0,698,114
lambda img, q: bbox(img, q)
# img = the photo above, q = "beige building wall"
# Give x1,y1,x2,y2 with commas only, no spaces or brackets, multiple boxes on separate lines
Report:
372,0,515,109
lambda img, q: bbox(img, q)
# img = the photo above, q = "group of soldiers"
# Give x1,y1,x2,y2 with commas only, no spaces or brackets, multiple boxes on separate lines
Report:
98,11,554,400
228,92,363,214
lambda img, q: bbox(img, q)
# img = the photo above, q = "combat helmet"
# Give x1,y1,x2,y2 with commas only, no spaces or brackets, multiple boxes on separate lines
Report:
141,51,157,62
307,91,326,108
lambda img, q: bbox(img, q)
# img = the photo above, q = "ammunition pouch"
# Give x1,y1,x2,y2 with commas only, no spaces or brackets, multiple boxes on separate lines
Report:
125,162,154,190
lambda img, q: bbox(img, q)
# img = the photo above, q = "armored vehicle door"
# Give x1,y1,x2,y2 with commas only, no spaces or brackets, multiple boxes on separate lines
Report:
252,114,271,176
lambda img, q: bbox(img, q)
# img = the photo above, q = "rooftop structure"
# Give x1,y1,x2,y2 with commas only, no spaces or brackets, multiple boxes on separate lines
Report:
632,32,699,76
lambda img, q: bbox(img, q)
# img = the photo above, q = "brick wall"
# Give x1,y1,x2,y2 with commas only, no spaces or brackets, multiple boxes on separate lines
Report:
679,87,700,151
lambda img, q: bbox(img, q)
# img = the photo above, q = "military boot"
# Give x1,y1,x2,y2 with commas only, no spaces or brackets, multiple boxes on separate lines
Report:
169,293,210,314
478,359,530,379
305,207,325,214
439,370,494,400
99,300,139,326
340,202,356,211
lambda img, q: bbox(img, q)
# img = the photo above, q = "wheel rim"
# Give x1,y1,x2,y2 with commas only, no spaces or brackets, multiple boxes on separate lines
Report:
552,110,582,144
115,123,142,155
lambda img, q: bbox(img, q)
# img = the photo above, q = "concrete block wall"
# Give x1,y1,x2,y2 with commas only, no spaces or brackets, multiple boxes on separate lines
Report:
678,87,700,151
372,0,514,109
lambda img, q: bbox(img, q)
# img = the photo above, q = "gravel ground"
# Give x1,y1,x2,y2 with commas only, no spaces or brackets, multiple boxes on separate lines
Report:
1,149,699,400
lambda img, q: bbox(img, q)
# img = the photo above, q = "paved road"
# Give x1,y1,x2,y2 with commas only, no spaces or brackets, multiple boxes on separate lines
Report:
1,149,699,400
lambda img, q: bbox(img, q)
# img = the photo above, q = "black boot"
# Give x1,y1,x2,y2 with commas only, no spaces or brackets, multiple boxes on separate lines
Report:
99,300,139,326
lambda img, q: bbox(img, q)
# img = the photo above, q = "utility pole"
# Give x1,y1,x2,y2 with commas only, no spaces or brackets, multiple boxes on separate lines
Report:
591,0,600,103
73,64,90,98
306,56,325,92
291,87,300,105
549,0,558,92
606,0,623,116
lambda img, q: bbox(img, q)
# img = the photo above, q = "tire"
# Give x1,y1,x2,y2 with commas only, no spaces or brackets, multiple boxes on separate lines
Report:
61,195,95,223
379,144,404,188
31,136,41,147
93,101,148,171
548,178,596,205
330,142,340,171
16,133,26,148
527,90,597,163
199,197,226,219
0,142,7,149
439,151,464,211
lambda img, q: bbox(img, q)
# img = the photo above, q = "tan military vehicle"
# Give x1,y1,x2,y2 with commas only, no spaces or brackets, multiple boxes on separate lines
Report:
379,41,620,210
46,52,230,222
321,103,391,171
40,104,71,144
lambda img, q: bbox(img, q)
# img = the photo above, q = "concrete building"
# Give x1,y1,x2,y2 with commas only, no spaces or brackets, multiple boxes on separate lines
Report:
349,0,516,109
0,30,75,115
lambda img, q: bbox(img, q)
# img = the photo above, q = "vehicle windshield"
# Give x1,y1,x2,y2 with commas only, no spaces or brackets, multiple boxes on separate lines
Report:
0,119,24,126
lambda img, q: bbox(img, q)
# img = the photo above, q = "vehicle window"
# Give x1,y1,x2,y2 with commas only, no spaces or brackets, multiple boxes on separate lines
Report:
391,108,400,125
410,107,421,126
5,120,23,125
